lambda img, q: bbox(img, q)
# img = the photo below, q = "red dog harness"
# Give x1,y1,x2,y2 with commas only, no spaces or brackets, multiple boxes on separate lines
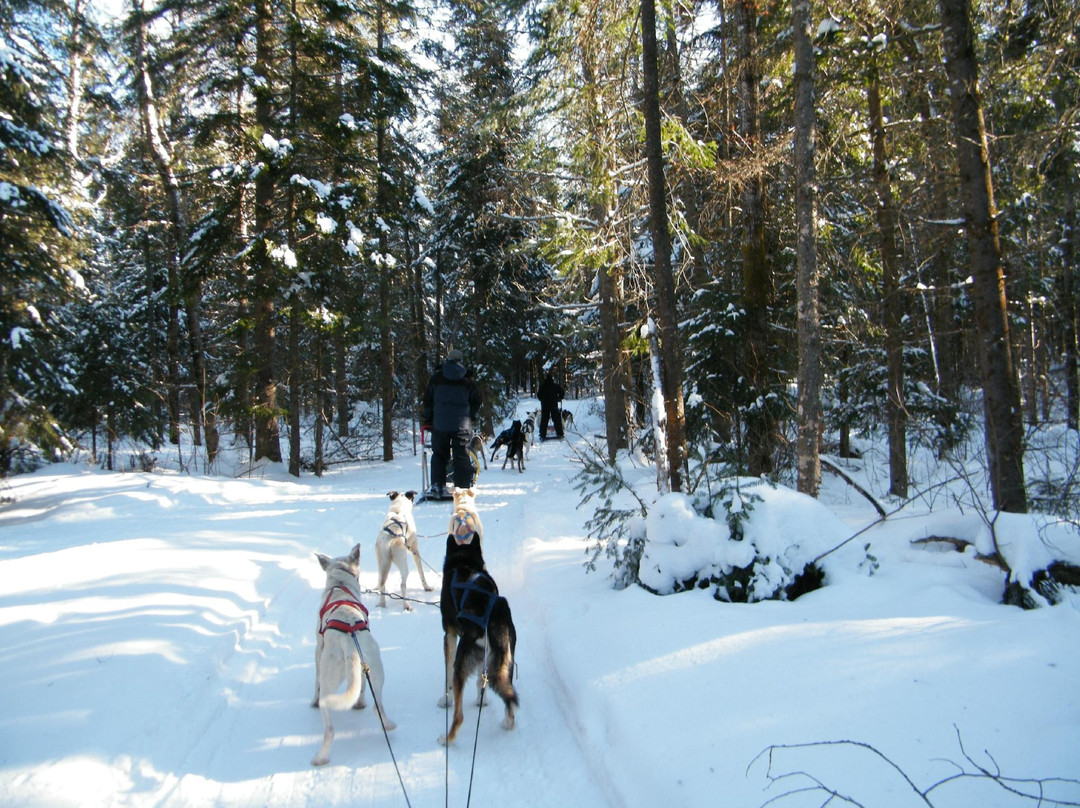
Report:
319,585,369,634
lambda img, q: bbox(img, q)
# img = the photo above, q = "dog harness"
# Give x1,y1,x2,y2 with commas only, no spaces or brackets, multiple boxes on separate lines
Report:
450,570,499,631
381,514,409,540
319,585,369,634
451,512,480,543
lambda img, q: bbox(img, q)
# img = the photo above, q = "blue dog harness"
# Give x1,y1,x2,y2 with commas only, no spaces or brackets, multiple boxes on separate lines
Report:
451,570,498,631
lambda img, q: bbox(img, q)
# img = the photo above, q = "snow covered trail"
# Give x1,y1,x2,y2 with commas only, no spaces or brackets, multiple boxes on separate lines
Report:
0,425,617,808
9,407,1077,808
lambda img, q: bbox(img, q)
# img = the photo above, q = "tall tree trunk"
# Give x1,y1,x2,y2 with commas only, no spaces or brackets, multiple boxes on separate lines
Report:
288,301,302,477
142,227,167,445
640,0,687,492
315,332,325,477
134,4,179,448
664,24,707,288
434,250,444,358
376,7,395,462
598,262,629,462
1024,296,1038,426
252,0,281,463
793,0,822,497
581,40,628,462
918,102,961,449
134,0,218,461
735,0,776,477
335,322,349,438
232,74,255,455
1065,192,1079,432
939,0,1026,512
867,60,908,499
408,226,429,423
63,0,85,164
286,0,302,477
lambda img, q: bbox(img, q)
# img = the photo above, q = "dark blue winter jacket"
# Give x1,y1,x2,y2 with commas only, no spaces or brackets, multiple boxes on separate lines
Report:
421,359,481,432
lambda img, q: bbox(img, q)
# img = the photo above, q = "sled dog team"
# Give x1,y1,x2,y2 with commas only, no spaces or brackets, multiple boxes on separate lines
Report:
312,487,517,766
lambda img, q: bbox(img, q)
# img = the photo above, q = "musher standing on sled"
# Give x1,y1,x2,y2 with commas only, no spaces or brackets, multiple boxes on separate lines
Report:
537,373,564,441
421,350,481,500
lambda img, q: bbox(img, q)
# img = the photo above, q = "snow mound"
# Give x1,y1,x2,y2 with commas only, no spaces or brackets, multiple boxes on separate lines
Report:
639,479,859,600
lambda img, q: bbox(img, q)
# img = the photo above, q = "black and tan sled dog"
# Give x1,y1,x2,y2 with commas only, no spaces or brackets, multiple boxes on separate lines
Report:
437,516,518,745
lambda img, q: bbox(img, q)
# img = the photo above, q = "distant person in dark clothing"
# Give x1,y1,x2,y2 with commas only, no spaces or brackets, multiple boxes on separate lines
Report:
421,350,481,499
537,374,564,441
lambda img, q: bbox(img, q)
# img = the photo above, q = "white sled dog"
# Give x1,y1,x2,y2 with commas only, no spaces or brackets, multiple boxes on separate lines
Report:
375,490,432,610
311,544,395,766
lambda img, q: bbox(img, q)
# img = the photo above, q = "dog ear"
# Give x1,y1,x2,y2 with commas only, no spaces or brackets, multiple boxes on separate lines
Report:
404,490,417,501
348,544,361,566
388,490,398,499
316,553,332,571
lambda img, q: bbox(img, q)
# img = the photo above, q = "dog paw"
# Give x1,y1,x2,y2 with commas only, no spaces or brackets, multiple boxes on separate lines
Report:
381,718,397,732
312,755,329,766
423,584,434,592
502,714,516,731
437,733,450,746
352,699,367,710
403,602,414,612
437,694,450,708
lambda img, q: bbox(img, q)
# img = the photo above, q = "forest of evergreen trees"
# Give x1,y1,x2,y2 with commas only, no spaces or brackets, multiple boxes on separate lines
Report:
2,0,1078,515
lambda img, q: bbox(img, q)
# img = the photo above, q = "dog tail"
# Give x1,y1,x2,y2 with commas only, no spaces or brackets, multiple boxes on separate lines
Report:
487,598,519,708
319,649,366,712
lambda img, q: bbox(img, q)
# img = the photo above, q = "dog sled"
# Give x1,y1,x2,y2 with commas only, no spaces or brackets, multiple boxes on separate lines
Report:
416,426,455,504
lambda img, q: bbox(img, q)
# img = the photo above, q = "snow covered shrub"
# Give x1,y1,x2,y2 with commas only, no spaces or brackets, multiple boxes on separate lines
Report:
0,400,71,475
637,479,859,602
572,431,870,599
571,439,652,589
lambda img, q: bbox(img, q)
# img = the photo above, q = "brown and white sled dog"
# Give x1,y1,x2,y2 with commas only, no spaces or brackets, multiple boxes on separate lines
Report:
375,490,431,610
437,522,517,745
311,544,395,766
448,488,483,546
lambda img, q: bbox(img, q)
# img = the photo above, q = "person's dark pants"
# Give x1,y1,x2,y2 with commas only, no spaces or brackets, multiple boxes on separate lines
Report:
430,427,476,489
539,405,563,440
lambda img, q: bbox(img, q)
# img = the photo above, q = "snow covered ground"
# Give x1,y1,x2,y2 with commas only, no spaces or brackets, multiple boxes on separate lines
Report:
1,400,1078,808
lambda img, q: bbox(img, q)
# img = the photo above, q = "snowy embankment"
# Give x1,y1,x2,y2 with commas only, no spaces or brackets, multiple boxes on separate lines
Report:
1,400,1078,808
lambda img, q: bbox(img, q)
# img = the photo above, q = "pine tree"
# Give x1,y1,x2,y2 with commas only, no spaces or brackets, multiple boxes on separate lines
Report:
939,0,1027,512
0,0,82,473
426,0,547,426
